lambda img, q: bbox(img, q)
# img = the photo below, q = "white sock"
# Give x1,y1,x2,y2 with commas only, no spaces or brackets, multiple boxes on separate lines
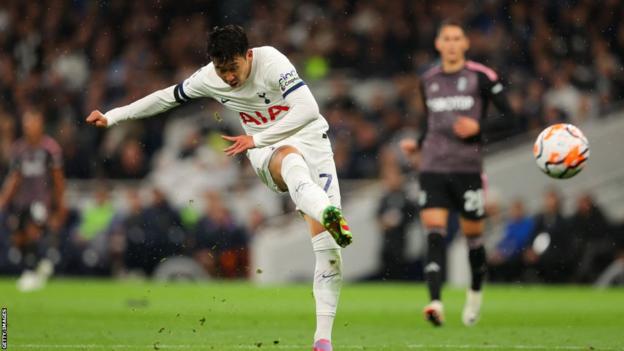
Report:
281,153,331,222
311,231,342,342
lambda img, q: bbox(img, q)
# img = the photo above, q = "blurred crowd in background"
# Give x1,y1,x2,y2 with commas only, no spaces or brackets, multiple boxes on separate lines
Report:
376,169,624,284
2,0,624,180
1,0,624,282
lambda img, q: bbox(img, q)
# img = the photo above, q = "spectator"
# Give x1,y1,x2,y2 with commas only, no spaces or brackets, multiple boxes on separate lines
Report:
543,73,582,124
106,138,149,179
119,189,148,275
523,189,573,283
137,188,188,275
570,194,616,283
376,168,417,279
71,183,117,274
194,191,249,278
488,200,534,282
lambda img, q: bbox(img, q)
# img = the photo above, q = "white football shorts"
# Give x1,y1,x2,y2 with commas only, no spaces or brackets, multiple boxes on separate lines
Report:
247,128,341,208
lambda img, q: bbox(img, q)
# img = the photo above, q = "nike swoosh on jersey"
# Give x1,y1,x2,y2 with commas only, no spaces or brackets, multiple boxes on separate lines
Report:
220,98,230,104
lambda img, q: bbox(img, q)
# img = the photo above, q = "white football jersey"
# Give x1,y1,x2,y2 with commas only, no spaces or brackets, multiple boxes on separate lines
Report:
105,46,328,143
174,46,328,136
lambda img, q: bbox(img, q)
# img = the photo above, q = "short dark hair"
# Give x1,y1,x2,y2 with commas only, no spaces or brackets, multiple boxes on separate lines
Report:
437,18,466,37
207,25,249,63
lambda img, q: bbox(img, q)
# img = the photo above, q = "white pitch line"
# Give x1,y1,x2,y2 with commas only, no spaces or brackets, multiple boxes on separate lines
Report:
9,344,619,350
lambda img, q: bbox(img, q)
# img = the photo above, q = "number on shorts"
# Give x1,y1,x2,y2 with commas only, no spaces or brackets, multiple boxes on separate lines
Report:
463,189,485,216
319,173,333,192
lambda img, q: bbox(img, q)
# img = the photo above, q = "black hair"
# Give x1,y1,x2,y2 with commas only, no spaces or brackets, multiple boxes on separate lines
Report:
207,25,249,63
437,18,466,37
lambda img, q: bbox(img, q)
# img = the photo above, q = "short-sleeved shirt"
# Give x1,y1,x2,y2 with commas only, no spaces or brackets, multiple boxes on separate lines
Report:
9,136,63,211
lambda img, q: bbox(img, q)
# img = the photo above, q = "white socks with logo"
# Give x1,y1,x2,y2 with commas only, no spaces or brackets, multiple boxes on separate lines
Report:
311,231,342,342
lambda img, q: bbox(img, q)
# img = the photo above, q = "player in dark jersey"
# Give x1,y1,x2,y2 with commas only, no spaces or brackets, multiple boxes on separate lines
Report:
0,107,65,290
401,20,515,327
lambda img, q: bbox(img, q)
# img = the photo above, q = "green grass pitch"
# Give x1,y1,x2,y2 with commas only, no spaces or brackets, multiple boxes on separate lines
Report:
1,279,623,350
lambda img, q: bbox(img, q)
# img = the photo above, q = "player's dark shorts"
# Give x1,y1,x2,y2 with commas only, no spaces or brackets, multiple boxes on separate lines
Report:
418,172,486,220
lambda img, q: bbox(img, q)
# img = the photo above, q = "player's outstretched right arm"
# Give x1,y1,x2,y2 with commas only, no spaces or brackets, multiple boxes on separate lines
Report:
85,85,182,128
86,67,208,128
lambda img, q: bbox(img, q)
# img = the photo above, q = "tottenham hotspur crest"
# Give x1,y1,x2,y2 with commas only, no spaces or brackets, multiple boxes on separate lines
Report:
257,92,270,104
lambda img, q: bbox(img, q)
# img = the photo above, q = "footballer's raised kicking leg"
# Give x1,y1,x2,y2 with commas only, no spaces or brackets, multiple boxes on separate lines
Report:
460,218,486,326
268,145,350,350
269,145,352,247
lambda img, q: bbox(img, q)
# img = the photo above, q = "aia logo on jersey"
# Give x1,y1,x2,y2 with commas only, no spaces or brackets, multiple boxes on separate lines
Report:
239,105,289,125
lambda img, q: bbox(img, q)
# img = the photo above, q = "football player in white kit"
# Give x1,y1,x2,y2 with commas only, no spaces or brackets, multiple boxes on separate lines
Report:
86,25,350,351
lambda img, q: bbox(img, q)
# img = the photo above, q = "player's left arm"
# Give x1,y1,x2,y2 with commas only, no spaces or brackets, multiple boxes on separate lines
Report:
455,71,517,140
0,171,20,211
477,71,518,134
0,144,23,211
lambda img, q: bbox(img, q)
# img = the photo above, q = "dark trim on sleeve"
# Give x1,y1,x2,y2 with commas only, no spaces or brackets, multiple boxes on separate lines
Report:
173,84,185,104
282,81,306,98
178,83,191,101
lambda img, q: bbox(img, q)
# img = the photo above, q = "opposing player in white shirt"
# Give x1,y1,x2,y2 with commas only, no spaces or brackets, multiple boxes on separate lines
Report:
86,25,350,351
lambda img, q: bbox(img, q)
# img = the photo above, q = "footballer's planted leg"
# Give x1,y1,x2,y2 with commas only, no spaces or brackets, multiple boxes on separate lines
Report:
307,216,341,351
268,145,345,348
421,208,449,326
423,300,445,327
461,218,487,326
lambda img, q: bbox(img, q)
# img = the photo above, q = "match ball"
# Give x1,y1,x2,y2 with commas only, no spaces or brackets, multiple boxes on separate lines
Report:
533,123,589,179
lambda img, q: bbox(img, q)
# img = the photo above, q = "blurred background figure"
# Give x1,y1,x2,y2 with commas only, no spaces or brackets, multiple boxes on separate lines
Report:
144,188,189,273
376,168,417,280
71,182,117,275
0,107,65,289
488,199,534,282
523,189,573,283
570,194,616,283
117,189,147,276
194,191,249,279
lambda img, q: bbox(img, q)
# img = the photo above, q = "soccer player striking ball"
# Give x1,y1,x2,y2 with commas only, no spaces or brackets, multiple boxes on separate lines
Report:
401,20,515,327
86,25,351,350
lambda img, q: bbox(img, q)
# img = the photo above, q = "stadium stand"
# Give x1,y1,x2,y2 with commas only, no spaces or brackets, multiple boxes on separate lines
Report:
0,1,623,284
